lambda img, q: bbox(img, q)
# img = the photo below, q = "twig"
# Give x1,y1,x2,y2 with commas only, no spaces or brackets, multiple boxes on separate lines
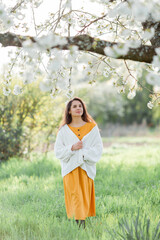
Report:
30,0,38,36
10,0,25,13
53,0,63,32
76,13,107,36
124,59,157,95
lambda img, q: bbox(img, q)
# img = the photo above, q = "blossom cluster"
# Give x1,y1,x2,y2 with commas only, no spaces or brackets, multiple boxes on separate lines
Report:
1,0,160,109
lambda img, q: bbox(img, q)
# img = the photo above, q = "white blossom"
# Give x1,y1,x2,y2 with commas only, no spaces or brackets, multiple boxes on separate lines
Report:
62,0,72,9
127,90,136,99
147,101,154,109
50,87,61,99
155,48,160,56
1,0,160,105
125,39,141,48
34,0,43,8
113,79,118,87
37,34,67,50
152,55,160,68
23,70,35,85
151,7,160,21
16,13,25,20
67,45,79,65
65,89,74,99
22,39,34,48
39,79,53,92
104,43,129,58
56,78,68,90
3,77,11,87
3,87,11,96
113,44,129,55
108,2,131,18
22,41,40,59
104,47,117,58
131,2,150,22
103,69,109,77
48,58,62,72
146,72,160,86
13,85,22,95
117,86,125,93
121,29,132,37
141,28,155,40
117,2,131,16
0,4,13,30
0,4,6,18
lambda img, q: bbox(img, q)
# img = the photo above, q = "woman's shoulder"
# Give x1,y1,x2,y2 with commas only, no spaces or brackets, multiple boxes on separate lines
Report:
85,121,97,132
57,124,67,134
87,121,97,127
91,121,96,126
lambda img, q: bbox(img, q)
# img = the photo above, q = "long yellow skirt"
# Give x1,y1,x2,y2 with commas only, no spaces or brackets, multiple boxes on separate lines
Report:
63,167,96,220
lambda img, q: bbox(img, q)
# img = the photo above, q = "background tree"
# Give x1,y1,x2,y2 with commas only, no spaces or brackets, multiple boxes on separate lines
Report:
0,76,63,161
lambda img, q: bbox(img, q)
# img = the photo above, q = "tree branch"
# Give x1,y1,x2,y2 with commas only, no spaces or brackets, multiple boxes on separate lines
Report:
0,32,156,63
10,0,25,13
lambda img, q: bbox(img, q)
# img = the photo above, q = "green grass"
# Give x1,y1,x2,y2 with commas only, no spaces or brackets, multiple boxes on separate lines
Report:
0,137,160,239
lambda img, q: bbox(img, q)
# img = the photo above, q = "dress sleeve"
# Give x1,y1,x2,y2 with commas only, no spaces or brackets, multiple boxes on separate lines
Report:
54,130,75,162
82,126,103,164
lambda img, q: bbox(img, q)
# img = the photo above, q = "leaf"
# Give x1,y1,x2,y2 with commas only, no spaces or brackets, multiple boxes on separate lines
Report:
153,221,160,240
146,218,150,240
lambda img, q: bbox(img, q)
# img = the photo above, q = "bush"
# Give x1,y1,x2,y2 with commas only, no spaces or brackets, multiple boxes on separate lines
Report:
0,126,23,161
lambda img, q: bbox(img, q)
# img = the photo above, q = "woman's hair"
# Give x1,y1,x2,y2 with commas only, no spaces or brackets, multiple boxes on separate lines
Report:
58,97,96,131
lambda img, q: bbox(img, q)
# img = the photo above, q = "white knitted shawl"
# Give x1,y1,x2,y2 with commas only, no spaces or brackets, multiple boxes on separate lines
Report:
54,124,103,180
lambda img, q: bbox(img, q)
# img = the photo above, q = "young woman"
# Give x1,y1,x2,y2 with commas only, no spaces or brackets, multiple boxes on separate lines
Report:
54,97,103,228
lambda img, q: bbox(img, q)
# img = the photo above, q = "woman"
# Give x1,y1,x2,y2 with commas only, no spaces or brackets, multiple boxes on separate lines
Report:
54,97,103,228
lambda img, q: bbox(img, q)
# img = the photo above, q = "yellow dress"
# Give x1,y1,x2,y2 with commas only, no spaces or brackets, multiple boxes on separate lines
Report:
63,121,96,220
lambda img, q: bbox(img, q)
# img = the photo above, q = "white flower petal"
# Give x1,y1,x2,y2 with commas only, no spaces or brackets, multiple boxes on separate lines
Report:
127,90,136,99
39,79,53,92
13,85,22,95
147,101,154,109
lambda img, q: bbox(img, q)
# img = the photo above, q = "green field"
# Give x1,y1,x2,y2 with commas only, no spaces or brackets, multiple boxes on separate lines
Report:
0,137,160,240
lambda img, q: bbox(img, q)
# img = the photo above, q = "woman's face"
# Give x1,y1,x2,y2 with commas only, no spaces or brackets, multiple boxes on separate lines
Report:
69,100,84,117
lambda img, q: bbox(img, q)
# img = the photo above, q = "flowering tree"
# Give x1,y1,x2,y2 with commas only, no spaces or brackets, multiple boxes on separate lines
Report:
1,0,160,108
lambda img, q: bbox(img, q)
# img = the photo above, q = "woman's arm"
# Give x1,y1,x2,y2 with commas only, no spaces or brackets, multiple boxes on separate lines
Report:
82,127,103,164
54,130,75,162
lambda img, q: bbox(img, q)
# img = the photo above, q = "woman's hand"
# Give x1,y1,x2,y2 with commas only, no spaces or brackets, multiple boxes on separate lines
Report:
71,141,83,151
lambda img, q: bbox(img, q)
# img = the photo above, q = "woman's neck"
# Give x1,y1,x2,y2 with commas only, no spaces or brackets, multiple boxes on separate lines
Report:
69,117,86,127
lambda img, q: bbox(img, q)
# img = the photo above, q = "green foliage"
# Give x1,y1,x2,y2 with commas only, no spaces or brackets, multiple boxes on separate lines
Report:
0,77,64,161
86,82,126,125
152,106,160,126
0,93,26,161
0,126,22,161
120,70,153,125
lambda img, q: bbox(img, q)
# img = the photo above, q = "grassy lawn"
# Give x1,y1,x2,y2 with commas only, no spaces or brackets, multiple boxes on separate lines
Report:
0,137,160,240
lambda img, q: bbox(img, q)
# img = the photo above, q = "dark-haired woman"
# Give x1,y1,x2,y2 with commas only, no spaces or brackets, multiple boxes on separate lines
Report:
54,97,103,228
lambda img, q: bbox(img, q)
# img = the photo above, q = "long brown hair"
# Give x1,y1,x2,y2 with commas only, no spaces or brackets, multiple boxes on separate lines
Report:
58,97,96,131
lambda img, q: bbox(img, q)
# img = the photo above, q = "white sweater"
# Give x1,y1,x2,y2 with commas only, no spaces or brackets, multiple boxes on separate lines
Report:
54,124,103,180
